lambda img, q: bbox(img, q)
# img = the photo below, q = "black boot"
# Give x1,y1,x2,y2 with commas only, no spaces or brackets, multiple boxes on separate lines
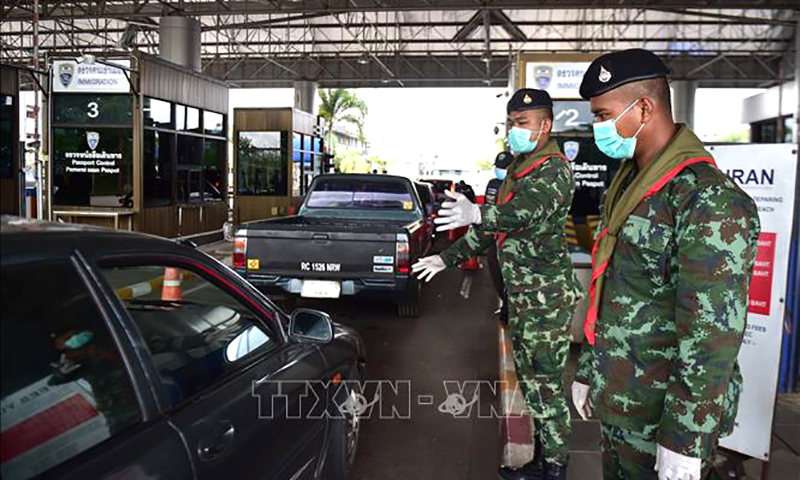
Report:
542,457,568,480
498,460,544,480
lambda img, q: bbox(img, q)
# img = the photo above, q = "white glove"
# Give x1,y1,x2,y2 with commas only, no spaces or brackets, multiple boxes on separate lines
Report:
411,255,446,282
571,381,592,421
434,190,481,232
655,445,702,480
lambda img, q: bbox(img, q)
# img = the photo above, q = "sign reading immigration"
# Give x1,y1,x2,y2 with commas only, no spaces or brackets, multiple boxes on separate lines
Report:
52,60,130,93
525,63,591,100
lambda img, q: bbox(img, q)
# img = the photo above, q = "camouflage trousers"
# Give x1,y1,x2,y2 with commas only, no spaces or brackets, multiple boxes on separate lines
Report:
600,424,718,480
508,291,572,466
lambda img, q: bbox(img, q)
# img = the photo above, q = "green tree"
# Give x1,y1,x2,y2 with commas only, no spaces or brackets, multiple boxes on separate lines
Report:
476,158,494,171
335,150,371,173
318,89,368,153
716,128,750,144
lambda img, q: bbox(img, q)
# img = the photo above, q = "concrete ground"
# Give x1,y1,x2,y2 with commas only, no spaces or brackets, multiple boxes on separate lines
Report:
199,240,800,480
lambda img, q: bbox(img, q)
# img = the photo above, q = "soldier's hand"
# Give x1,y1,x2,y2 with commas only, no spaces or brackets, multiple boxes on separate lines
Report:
655,444,701,480
412,255,446,282
434,190,481,232
571,381,592,421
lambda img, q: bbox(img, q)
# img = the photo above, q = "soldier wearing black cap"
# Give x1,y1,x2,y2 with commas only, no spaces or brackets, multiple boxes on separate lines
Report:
413,88,582,480
571,49,760,480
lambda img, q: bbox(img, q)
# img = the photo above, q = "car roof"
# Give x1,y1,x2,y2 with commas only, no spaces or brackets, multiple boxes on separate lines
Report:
316,173,411,183
1,216,189,262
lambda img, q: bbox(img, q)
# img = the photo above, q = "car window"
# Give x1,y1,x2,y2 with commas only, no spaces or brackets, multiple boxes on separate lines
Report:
0,260,141,480
306,178,416,211
99,264,277,407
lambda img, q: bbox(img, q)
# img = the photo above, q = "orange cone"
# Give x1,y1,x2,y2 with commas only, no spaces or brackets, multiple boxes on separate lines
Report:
162,267,183,302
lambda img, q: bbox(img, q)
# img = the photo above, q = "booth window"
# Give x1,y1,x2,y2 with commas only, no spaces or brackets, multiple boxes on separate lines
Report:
0,95,14,179
175,104,186,131
144,97,172,129
203,140,225,201
204,111,224,137
144,98,227,206
185,107,201,134
143,130,174,207
52,127,134,207
237,132,288,196
177,136,204,203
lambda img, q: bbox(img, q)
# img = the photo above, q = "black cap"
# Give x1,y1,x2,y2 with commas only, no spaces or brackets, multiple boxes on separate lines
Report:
579,48,670,100
494,151,514,169
507,88,553,114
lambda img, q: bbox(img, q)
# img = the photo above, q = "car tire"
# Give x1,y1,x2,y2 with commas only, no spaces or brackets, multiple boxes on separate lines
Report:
322,368,364,480
397,278,421,318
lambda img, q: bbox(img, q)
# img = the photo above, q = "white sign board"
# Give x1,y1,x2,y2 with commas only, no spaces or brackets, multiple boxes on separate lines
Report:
525,62,590,100
52,60,130,93
713,143,798,461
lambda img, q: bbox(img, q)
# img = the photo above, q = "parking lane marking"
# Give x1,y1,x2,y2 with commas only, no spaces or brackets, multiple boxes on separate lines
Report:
460,274,472,299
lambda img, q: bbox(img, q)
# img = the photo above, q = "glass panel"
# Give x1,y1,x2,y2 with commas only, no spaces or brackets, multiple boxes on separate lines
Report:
177,135,203,166
186,107,200,133
52,127,134,207
241,131,281,149
306,178,415,210
175,104,186,131
203,139,225,201
143,97,172,129
1,261,141,480
0,95,14,179
236,132,288,196
177,167,202,204
143,130,174,207
204,111,224,136
53,93,132,126
99,265,276,406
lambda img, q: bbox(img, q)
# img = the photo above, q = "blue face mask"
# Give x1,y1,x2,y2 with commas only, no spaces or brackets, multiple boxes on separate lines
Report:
592,99,645,160
494,168,507,180
507,124,543,155
64,331,94,350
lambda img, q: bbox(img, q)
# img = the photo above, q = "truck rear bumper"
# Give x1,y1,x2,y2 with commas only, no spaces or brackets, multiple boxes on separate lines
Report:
235,270,412,299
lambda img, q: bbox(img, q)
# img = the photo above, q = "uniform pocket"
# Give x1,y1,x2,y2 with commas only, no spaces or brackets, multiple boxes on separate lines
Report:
618,215,674,286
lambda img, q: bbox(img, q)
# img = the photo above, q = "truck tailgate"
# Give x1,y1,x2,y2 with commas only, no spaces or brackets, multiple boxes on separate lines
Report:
245,228,400,279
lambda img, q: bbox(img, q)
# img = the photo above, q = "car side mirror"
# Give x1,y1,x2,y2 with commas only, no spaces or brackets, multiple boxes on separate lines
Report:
289,308,334,343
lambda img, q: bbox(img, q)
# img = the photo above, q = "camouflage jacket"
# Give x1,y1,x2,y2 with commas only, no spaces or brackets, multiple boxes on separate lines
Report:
575,126,760,459
440,140,580,300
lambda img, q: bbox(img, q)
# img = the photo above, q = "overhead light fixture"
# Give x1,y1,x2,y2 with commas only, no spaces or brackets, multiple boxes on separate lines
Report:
76,54,96,64
381,78,390,84
357,55,369,65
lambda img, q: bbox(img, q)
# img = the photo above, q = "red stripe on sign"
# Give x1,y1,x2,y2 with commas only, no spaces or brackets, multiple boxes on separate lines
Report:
0,394,98,463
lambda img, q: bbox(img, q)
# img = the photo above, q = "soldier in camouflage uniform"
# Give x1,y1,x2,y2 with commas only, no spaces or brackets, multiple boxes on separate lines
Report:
413,89,582,480
571,49,760,480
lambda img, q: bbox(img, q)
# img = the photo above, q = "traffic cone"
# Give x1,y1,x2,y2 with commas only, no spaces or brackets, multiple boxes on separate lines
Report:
162,267,183,302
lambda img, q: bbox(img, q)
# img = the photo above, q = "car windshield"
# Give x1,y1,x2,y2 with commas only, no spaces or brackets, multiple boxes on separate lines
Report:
306,178,416,211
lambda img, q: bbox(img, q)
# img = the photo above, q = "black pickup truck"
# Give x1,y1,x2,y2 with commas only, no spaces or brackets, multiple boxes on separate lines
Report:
234,174,434,317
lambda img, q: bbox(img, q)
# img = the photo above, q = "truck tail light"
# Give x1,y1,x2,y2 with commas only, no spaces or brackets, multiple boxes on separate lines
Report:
233,235,247,269
396,233,410,274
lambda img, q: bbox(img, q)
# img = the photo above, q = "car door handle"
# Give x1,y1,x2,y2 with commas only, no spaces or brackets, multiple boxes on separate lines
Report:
197,421,235,462
312,233,329,242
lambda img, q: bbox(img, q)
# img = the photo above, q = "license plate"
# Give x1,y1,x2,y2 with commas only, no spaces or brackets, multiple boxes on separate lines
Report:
301,280,341,299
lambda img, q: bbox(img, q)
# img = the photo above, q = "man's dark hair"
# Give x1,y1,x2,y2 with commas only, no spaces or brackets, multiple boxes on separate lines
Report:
622,78,672,115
